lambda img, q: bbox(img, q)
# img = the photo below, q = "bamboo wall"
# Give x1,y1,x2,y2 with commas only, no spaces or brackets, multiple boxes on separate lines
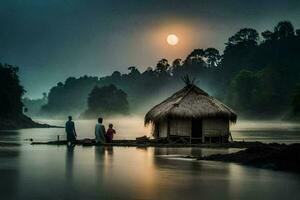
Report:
202,118,229,137
158,121,168,137
157,118,229,138
170,119,191,136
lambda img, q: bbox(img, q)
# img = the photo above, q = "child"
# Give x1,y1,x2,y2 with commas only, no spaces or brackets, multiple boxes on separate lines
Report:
105,123,116,143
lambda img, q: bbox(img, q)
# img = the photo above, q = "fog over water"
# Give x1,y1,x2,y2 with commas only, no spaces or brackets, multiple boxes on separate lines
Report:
30,116,300,144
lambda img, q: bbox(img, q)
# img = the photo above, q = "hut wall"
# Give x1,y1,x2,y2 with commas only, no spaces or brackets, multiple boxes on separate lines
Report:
158,121,168,138
202,118,229,137
170,119,191,136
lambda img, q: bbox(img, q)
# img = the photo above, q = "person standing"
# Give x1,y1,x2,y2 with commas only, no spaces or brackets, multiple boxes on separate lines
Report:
105,123,116,143
95,117,106,144
65,116,77,145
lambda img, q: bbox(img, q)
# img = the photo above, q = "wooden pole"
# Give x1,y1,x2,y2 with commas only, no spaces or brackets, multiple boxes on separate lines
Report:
167,118,170,139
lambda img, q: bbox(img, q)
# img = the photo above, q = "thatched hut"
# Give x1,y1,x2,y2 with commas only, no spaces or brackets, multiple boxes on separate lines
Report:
144,84,237,143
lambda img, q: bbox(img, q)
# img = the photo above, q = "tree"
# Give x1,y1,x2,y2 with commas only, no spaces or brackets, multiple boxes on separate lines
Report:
185,49,205,65
170,58,182,74
128,66,141,77
261,30,274,41
221,28,260,81
274,21,295,40
156,58,170,73
82,84,129,118
111,71,121,78
204,48,221,67
41,76,99,116
172,58,182,68
227,70,257,111
0,63,25,116
226,28,259,47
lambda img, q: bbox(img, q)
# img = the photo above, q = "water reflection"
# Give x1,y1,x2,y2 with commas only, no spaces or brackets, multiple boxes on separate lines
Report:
65,145,75,179
0,146,20,200
1,117,300,199
0,144,299,200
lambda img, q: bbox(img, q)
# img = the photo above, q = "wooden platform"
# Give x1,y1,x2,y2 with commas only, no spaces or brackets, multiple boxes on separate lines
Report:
30,138,267,148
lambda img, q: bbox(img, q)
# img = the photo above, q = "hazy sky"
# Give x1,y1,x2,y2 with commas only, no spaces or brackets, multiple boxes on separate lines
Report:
0,0,300,98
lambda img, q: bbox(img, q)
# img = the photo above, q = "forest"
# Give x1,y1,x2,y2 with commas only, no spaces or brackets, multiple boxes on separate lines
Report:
13,20,300,120
0,63,43,129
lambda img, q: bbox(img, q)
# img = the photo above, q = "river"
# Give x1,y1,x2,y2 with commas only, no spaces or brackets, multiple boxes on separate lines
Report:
0,117,300,199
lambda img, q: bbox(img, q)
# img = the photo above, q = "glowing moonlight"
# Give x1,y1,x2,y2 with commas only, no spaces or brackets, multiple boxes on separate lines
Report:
167,34,179,45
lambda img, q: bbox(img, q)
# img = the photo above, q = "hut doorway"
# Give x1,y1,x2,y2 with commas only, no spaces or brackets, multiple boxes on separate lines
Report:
192,119,202,139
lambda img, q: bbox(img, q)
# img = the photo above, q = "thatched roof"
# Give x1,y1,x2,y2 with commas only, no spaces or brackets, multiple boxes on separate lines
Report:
145,84,237,125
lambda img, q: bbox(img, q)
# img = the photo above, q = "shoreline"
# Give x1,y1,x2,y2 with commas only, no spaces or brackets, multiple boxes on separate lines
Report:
195,143,300,173
0,114,63,130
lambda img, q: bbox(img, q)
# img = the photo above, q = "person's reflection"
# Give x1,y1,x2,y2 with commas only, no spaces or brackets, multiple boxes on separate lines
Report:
105,146,114,155
94,146,105,161
65,145,75,179
94,146,106,186
94,146,114,179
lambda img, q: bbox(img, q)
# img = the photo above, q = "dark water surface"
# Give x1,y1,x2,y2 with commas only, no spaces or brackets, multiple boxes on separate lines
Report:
0,119,300,200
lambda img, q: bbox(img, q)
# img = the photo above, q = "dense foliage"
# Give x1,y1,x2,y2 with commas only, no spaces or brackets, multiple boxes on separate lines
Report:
0,63,25,117
40,76,99,116
223,21,300,118
81,85,129,118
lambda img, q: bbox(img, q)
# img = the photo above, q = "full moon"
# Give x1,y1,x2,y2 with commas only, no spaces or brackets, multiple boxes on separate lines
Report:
167,34,179,45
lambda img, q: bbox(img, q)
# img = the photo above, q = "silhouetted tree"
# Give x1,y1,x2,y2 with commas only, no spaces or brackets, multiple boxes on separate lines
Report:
0,63,25,116
204,48,221,67
261,30,274,41
82,84,129,118
128,66,141,77
274,21,295,40
172,58,182,68
156,58,170,73
226,28,259,47
41,76,99,116
185,49,205,65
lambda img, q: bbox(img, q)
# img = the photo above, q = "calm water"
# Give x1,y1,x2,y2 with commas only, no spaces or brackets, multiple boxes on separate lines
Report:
0,117,300,200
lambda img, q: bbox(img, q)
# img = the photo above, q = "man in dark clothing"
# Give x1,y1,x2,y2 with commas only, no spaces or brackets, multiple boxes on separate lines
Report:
65,116,77,144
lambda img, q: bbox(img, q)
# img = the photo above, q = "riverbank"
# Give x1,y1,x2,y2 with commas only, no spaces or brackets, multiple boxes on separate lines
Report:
198,143,300,173
0,114,63,130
